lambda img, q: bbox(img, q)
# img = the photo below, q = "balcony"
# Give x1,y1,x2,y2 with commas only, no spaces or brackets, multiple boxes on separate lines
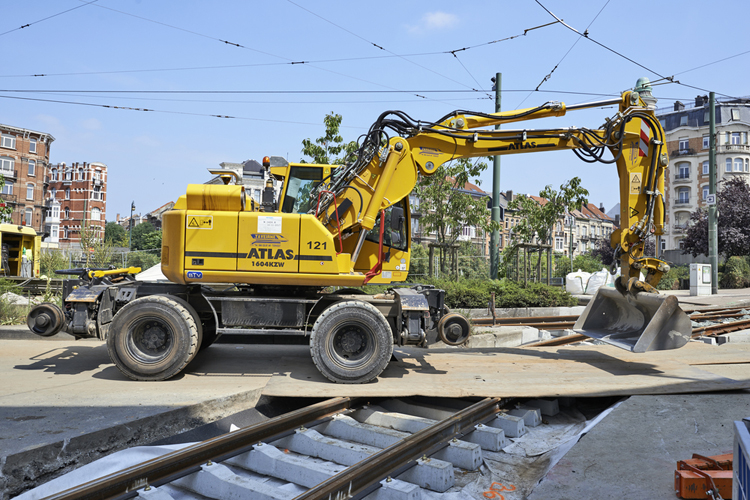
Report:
0,169,18,180
671,148,696,158
673,173,691,184
0,193,18,204
719,144,750,153
673,198,691,207
673,223,689,233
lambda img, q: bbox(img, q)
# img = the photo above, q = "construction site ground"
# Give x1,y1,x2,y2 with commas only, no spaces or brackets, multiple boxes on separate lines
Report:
2,287,750,498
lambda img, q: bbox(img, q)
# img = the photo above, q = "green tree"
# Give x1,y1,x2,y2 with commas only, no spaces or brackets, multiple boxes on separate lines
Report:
131,222,161,251
105,222,127,246
416,158,498,273
301,112,358,164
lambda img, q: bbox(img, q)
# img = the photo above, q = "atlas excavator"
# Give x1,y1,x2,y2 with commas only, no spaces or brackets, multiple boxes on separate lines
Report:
27,78,692,384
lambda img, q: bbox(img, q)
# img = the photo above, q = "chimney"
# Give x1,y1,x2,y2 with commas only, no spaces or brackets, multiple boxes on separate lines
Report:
599,203,605,212
674,101,685,111
505,190,513,201
116,213,120,222
695,95,705,108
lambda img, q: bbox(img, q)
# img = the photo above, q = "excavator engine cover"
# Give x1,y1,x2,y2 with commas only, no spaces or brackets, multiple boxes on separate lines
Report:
573,287,691,352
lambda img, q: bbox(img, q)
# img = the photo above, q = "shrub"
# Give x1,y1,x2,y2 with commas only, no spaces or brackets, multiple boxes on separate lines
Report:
40,249,72,276
657,265,689,290
720,256,750,289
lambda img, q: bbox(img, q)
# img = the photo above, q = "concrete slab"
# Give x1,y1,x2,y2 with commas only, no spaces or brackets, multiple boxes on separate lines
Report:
0,340,294,498
529,392,750,500
263,342,750,398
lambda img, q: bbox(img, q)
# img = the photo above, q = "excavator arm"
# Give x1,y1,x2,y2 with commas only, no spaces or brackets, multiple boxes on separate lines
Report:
313,83,669,291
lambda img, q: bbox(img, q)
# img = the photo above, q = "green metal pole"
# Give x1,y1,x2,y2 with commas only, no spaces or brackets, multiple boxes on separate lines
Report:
708,92,718,294
490,73,502,279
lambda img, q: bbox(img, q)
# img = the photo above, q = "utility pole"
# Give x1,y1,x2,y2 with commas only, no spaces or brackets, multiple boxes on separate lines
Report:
708,92,718,294
490,73,502,279
129,201,135,250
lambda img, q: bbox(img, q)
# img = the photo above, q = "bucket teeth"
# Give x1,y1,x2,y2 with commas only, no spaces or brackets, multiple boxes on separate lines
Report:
573,287,691,352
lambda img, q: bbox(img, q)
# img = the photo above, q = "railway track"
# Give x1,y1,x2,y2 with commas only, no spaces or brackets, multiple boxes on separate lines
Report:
43,396,546,500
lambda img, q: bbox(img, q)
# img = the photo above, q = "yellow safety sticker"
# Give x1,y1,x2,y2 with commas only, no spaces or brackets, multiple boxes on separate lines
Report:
187,215,213,229
629,172,642,194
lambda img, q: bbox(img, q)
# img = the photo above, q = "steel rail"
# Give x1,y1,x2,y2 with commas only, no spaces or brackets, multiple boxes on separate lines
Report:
473,314,579,326
524,333,589,347
689,311,749,322
692,317,750,337
293,397,501,500
43,397,359,500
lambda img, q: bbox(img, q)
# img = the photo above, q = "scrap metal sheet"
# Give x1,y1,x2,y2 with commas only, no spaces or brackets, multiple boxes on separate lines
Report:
262,342,750,398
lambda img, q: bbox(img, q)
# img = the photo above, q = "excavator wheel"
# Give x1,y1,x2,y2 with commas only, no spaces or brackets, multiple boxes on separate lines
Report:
438,313,471,346
310,300,393,384
107,295,199,381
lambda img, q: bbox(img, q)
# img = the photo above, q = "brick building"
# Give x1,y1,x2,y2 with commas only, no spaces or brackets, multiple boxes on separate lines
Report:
0,124,55,232
45,162,108,247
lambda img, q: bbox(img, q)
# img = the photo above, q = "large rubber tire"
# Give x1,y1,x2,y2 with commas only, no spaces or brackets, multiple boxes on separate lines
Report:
310,300,394,384
107,295,199,381
157,295,203,362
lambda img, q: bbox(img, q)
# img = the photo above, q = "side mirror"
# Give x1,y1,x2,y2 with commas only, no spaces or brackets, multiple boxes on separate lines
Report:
391,206,405,232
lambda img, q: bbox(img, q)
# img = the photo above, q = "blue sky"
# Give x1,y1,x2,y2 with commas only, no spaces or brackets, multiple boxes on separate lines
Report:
2,1,748,220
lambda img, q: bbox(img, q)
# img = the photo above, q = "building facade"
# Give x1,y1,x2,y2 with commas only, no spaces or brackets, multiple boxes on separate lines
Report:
656,96,750,250
0,124,55,233
45,162,108,247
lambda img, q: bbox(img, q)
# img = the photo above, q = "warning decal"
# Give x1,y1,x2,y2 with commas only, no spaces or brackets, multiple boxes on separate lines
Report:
187,215,213,229
630,207,639,218
630,173,642,194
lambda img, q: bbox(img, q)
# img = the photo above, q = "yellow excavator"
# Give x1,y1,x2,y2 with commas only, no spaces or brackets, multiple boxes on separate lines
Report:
28,78,691,383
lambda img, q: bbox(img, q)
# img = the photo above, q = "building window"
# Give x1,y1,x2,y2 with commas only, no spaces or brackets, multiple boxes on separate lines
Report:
28,159,35,176
65,168,72,181
582,226,588,237
731,109,740,121
703,186,709,200
726,158,733,173
93,186,102,200
678,137,689,152
51,225,58,239
78,168,84,181
678,188,690,204
26,183,34,200
0,156,14,173
731,132,742,145
50,168,57,181
24,208,32,226
702,161,709,175
93,171,100,181
746,159,749,173
660,239,666,251
735,158,743,172
63,227,68,239
64,207,70,219
65,188,70,199
52,205,59,218
677,163,690,179
91,207,101,221
1,134,16,149
555,237,564,251
702,135,709,149
2,184,12,195
679,116,687,127
704,110,710,123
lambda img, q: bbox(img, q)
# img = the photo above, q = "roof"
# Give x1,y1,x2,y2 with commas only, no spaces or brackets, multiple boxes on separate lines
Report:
585,203,614,221
446,176,489,196
242,159,264,175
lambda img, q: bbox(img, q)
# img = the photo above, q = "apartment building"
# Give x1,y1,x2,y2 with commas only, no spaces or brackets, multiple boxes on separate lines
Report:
0,124,55,232
504,191,616,257
45,162,108,247
656,96,750,250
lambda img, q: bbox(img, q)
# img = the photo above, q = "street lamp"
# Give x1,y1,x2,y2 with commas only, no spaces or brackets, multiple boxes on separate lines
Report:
129,201,135,249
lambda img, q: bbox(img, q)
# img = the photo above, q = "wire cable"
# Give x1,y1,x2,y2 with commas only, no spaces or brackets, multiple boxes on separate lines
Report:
0,0,99,38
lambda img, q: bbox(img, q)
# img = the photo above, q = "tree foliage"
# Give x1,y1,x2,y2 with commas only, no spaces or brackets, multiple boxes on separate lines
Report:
301,112,358,164
105,222,127,246
0,175,12,222
507,178,589,245
416,158,497,247
682,177,750,258
131,222,161,251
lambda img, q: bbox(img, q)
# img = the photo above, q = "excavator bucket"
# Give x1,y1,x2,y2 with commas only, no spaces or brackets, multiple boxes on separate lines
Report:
573,287,692,353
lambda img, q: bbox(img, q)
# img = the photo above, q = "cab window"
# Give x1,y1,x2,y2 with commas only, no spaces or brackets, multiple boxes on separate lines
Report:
281,166,322,214
365,199,408,251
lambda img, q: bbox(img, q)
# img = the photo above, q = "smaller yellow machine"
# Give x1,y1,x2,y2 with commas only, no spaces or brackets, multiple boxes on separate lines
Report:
28,79,692,385
0,223,40,277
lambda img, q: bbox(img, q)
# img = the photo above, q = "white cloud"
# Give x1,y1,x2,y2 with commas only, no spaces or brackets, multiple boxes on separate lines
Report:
407,11,459,34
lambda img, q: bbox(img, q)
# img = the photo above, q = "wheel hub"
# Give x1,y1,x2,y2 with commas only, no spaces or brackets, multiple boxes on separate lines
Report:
337,328,364,353
446,323,462,340
141,323,167,350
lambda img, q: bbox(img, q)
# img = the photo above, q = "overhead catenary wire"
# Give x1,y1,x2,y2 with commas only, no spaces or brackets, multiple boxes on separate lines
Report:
0,0,99,38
